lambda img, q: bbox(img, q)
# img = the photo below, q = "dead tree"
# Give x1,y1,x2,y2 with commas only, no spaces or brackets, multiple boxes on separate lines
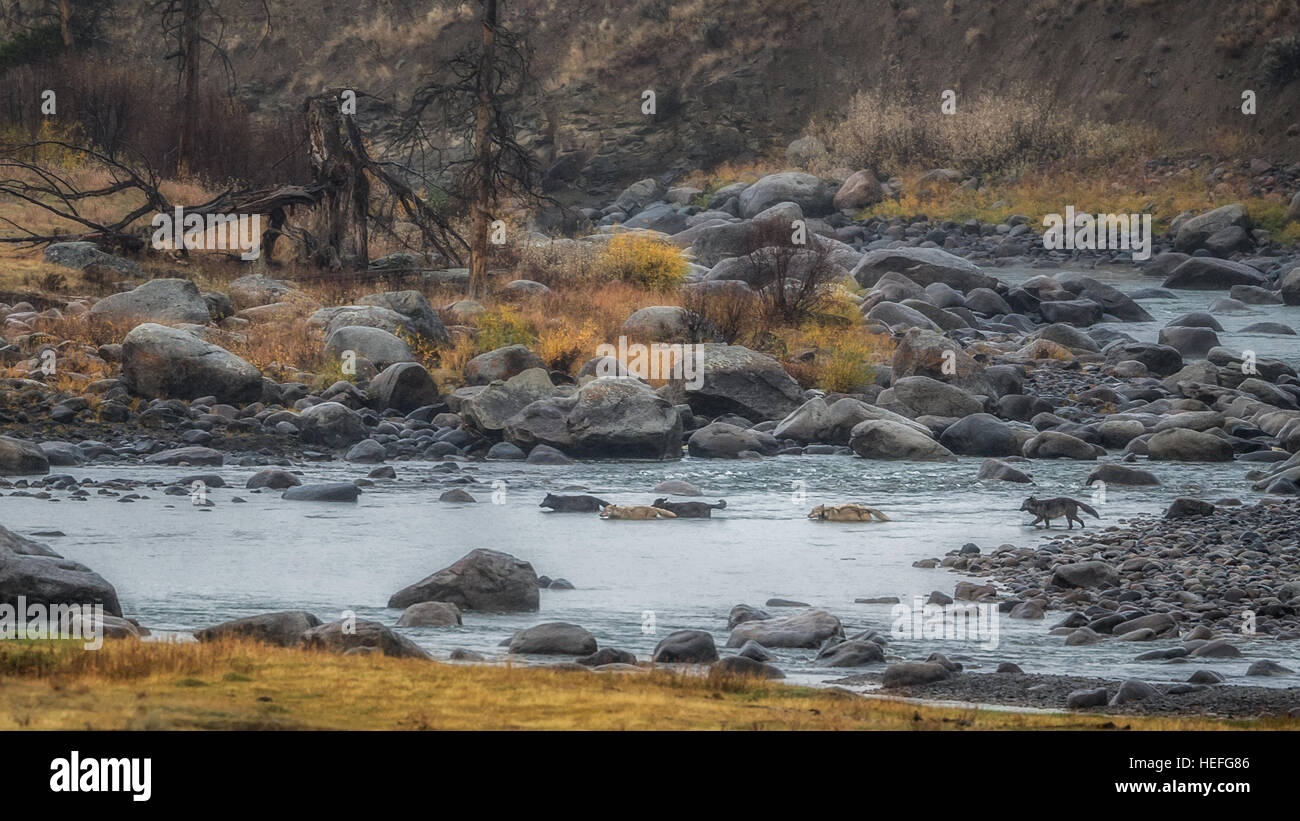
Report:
394,0,544,299
303,94,370,269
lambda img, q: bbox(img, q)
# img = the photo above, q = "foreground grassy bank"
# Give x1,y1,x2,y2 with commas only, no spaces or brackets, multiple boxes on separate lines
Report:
0,639,1276,731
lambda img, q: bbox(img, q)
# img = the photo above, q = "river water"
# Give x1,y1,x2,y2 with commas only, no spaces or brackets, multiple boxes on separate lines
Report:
5,264,1299,688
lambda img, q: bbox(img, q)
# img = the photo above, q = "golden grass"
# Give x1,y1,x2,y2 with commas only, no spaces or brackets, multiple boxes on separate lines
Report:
0,638,1280,731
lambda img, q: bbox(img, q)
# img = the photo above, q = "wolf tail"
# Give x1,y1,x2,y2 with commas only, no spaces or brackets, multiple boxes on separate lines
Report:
713,499,727,510
1076,500,1100,518
872,509,891,522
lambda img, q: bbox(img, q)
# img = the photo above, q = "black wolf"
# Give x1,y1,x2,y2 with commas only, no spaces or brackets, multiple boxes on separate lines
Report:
540,493,610,512
1020,496,1100,529
651,498,727,518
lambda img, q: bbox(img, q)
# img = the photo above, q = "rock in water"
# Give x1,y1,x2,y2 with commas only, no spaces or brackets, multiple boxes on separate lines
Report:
0,524,122,616
388,548,539,612
195,611,322,646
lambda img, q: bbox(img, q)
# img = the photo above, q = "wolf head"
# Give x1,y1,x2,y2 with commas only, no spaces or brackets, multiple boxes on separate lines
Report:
1019,496,1037,512
652,497,669,507
540,493,558,508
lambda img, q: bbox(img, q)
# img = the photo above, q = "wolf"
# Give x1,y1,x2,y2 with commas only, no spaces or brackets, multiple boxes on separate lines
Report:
540,493,610,512
599,504,677,520
1020,496,1100,529
651,498,727,518
807,504,891,522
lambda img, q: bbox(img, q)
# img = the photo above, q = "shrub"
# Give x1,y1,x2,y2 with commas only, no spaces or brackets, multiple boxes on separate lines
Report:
474,305,535,352
1263,35,1300,83
596,233,688,291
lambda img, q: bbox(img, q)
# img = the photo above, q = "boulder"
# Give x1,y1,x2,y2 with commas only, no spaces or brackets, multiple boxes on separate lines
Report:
814,639,885,667
388,548,539,611
1173,204,1250,253
356,290,451,344
687,422,769,458
295,402,367,448
508,622,598,655
850,419,956,461
939,414,1019,456
891,375,984,418
465,344,546,385
1051,561,1120,589
622,306,694,343
882,661,951,687
227,274,295,309
324,325,414,369
90,278,211,324
1162,258,1268,290
506,377,682,458
369,362,440,414
195,611,322,646
890,328,995,396
0,436,50,476
851,247,997,293
832,169,883,210
300,619,431,659
121,323,262,404
737,172,834,218
461,368,557,437
664,343,803,421
282,483,360,502
0,524,122,616
725,609,843,649
396,602,463,627
1147,429,1234,462
652,629,719,663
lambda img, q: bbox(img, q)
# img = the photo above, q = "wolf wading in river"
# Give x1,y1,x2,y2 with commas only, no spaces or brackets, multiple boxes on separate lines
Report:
1020,496,1101,529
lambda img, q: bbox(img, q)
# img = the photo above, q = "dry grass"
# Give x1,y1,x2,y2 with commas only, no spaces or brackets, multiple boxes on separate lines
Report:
811,87,1162,178
0,638,1279,731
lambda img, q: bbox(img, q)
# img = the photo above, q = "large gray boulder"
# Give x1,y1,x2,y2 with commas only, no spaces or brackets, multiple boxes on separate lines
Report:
505,377,682,459
622,305,694,343
1173,204,1250,253
299,619,431,659
195,611,322,646
387,548,540,612
663,343,803,421
890,328,995,396
508,622,598,655
295,402,367,448
852,247,997,293
726,609,843,649
0,436,50,476
0,524,122,616
90,278,211,324
1147,428,1234,461
227,274,295,309
687,422,770,458
1162,258,1268,290
737,173,834,218
652,630,719,663
891,375,984,418
357,290,450,344
121,323,262,404
773,397,927,444
1051,561,1120,589
849,419,956,461
369,362,440,414
323,325,414,369
44,241,140,276
938,413,1019,456
464,344,546,385
462,368,558,437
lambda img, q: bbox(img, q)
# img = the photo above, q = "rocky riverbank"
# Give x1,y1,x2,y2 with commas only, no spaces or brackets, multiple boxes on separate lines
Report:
2,168,1300,720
